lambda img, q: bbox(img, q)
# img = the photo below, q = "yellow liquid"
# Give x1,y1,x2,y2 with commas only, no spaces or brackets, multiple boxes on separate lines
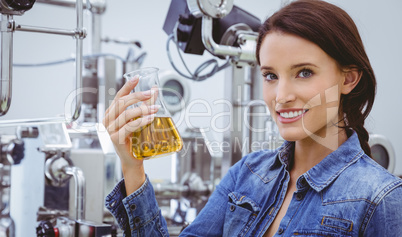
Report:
131,117,183,159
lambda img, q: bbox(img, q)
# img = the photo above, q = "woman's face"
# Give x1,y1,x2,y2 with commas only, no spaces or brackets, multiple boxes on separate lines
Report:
260,31,346,143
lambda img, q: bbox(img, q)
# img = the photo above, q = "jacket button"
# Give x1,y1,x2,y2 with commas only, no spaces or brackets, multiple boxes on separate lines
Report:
134,217,141,224
278,228,284,234
296,193,304,201
230,205,236,212
133,216,141,229
130,204,137,211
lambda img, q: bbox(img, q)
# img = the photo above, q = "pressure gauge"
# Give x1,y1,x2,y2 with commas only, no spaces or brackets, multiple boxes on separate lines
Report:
159,70,190,115
187,0,233,18
369,134,395,173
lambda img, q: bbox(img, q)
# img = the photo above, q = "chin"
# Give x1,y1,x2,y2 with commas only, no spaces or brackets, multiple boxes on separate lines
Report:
278,128,309,142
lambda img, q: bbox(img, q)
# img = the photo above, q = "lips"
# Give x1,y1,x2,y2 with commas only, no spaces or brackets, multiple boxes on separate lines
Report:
276,109,309,123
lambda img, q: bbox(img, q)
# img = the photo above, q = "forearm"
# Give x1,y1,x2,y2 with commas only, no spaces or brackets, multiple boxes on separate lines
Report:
122,162,146,196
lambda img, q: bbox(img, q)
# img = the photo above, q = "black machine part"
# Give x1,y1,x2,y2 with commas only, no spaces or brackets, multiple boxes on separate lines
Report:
36,220,56,237
1,0,36,11
163,0,261,56
8,139,24,165
0,138,25,165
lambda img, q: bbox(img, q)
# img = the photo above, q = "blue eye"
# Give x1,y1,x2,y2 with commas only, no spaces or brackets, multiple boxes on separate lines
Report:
297,69,313,78
264,73,278,81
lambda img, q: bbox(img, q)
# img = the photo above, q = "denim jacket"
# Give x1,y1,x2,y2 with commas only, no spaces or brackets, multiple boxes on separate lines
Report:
105,132,402,236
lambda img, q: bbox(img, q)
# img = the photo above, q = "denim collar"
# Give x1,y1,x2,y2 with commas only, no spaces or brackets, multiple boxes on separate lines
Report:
277,132,365,192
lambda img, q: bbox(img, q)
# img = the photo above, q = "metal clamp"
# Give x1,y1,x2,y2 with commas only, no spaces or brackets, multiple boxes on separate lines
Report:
201,16,257,65
187,0,234,18
0,16,12,32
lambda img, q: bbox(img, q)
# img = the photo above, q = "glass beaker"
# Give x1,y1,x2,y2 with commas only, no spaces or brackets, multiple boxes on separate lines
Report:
123,67,183,159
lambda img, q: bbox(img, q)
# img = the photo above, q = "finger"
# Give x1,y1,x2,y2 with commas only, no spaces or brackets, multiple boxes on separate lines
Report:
112,115,155,145
116,75,139,99
105,75,139,116
104,89,154,128
107,104,160,133
104,76,139,125
143,87,158,106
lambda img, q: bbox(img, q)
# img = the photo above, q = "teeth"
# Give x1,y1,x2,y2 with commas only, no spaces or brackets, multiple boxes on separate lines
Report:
280,110,306,119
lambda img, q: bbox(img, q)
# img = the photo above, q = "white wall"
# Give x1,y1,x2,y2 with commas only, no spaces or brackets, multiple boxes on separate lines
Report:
2,0,402,193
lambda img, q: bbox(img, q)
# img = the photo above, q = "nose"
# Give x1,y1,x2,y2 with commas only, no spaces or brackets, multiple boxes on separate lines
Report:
275,78,296,104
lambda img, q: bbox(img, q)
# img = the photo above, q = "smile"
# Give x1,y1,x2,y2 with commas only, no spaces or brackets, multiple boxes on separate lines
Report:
276,109,309,123
279,109,308,118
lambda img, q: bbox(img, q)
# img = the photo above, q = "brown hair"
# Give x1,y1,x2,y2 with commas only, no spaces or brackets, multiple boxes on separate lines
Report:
256,0,376,157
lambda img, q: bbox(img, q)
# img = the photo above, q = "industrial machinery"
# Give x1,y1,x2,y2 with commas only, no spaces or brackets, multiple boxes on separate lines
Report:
369,134,396,173
0,0,397,236
1,0,271,233
154,0,280,235
0,0,85,121
0,126,37,236
163,0,268,169
0,0,121,235
35,122,114,236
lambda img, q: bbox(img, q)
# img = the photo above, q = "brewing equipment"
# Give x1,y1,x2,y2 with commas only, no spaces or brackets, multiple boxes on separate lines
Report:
0,1,397,236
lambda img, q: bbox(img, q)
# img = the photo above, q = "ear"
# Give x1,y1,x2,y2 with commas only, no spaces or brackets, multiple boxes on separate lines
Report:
341,67,361,95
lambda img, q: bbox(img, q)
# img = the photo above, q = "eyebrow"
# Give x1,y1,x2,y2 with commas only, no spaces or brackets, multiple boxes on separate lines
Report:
260,63,319,71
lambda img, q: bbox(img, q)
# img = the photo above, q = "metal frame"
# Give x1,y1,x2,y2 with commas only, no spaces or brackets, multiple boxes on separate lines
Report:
0,0,86,123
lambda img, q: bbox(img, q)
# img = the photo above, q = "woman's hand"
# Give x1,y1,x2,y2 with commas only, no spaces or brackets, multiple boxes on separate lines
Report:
103,75,159,194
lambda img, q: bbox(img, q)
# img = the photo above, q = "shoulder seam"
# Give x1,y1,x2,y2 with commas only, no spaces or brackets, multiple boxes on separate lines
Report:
360,179,402,234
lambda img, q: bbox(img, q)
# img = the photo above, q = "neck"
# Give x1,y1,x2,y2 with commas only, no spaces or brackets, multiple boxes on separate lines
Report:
292,128,348,175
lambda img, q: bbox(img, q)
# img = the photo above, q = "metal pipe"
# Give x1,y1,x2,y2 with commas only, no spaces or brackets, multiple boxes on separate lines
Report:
63,166,85,220
201,16,241,58
15,24,77,36
36,0,88,9
71,0,84,121
36,0,107,14
0,14,13,116
91,14,101,55
0,117,66,126
153,183,189,199
153,182,210,199
0,0,85,119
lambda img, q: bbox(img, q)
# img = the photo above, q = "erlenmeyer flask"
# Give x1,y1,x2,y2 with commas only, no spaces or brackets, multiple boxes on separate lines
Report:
123,67,183,159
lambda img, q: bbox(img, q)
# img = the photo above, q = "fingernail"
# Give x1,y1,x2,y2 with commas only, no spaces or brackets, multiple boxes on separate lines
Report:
142,90,151,96
144,114,155,121
130,75,140,83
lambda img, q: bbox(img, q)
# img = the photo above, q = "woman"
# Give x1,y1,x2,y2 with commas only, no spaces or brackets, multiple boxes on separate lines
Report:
103,0,402,236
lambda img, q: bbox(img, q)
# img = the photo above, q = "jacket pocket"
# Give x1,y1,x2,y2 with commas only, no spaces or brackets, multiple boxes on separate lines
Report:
223,192,260,237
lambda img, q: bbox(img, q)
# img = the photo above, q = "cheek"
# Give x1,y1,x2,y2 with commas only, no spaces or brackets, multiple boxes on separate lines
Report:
263,86,274,107
263,85,277,116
